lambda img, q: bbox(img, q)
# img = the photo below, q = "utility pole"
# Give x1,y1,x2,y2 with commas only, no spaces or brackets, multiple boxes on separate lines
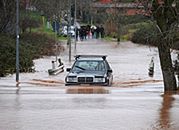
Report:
68,0,72,62
16,0,20,87
55,19,58,62
115,0,120,45
74,0,77,50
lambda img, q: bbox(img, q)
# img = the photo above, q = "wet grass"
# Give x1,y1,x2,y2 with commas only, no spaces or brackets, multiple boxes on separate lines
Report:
31,26,67,41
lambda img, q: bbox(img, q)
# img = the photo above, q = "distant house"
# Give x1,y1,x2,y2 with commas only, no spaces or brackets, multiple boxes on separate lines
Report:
100,0,112,3
92,1,151,37
92,2,151,16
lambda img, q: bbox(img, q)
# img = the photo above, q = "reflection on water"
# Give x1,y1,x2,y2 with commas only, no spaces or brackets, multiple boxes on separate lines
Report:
66,86,110,94
154,92,176,130
159,93,175,129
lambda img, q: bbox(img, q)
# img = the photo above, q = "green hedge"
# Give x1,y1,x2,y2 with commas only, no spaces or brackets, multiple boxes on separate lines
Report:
131,23,159,46
131,23,179,50
0,33,56,77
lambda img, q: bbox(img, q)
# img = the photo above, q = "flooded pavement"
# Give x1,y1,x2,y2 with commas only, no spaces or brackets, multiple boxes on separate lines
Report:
0,89,179,130
0,39,179,130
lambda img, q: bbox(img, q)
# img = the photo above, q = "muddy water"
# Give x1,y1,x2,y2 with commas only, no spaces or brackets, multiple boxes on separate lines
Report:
0,90,179,130
0,39,179,130
0,39,162,87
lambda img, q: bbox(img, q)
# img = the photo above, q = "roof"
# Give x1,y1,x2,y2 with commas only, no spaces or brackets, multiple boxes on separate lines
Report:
75,55,107,60
92,2,144,9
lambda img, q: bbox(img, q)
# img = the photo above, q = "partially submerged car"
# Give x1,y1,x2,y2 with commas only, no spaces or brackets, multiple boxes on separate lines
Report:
65,55,113,86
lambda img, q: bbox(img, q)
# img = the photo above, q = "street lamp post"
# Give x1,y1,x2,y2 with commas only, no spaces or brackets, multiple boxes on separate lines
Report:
74,0,77,50
16,0,20,87
54,18,58,62
68,0,72,62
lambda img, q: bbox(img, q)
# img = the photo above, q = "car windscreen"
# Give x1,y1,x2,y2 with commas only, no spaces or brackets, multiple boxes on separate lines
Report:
72,60,106,71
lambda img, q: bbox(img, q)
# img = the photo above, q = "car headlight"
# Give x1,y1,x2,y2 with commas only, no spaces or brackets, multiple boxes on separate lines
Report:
94,77,105,83
66,76,77,82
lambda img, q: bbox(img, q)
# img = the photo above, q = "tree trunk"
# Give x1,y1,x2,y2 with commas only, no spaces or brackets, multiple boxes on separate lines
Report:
158,41,177,91
152,0,177,91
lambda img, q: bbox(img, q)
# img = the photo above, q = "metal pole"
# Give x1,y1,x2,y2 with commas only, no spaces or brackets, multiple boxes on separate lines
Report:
55,20,58,62
115,0,120,45
74,0,77,50
68,0,72,62
16,0,20,87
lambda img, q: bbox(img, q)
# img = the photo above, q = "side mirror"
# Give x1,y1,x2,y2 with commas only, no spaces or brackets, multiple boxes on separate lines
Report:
108,69,113,73
66,68,71,72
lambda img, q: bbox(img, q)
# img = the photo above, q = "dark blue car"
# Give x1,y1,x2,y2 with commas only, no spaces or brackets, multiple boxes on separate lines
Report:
65,55,113,86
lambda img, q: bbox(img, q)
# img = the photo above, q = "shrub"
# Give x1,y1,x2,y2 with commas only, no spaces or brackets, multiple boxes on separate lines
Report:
0,34,34,76
0,33,62,77
131,23,159,46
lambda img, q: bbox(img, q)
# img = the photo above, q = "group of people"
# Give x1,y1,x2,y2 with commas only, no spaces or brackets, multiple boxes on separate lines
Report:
75,25,105,41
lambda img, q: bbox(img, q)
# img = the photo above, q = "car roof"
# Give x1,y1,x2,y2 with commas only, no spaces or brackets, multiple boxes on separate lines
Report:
75,55,107,61
77,58,104,61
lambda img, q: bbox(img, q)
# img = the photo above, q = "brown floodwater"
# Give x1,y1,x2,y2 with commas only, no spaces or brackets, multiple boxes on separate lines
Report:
0,39,179,130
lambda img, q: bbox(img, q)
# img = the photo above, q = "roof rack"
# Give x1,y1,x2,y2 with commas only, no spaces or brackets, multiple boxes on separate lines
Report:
75,55,107,60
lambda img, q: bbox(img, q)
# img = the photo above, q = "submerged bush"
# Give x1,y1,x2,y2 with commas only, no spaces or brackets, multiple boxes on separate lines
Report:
0,33,61,77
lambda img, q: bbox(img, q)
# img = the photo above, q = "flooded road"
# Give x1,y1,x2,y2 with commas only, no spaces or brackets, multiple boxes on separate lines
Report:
0,89,179,130
0,39,179,130
0,39,163,87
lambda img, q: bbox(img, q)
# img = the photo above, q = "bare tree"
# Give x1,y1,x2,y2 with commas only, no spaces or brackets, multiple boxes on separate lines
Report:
152,0,179,91
0,0,16,34
98,0,179,91
76,0,94,23
139,0,179,91
103,0,124,43
114,0,123,44
33,0,68,20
